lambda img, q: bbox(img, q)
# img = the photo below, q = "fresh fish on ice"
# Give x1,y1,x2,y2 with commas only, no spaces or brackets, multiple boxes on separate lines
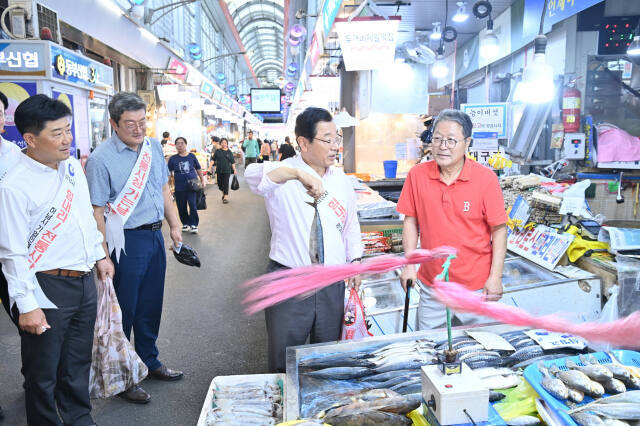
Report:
549,364,596,395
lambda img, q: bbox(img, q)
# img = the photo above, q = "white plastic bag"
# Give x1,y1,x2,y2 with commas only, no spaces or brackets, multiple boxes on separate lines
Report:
589,285,619,352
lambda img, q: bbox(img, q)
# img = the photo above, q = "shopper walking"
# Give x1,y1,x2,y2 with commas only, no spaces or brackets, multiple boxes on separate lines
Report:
397,109,507,330
0,94,113,426
278,136,296,161
258,138,272,163
246,107,363,373
168,137,205,233
211,138,237,204
86,92,184,405
242,130,259,168
270,139,278,160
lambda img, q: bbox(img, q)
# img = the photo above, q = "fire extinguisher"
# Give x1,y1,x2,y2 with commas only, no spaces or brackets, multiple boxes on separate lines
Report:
562,79,581,133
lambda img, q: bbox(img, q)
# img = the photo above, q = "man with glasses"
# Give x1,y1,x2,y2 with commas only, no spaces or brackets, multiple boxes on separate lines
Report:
245,107,363,373
86,92,184,404
397,109,507,330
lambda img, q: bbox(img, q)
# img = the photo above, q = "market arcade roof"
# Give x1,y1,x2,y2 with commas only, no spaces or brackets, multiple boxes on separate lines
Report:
227,0,284,86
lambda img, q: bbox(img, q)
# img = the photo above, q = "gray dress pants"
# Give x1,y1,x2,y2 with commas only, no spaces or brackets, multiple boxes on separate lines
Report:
265,260,344,373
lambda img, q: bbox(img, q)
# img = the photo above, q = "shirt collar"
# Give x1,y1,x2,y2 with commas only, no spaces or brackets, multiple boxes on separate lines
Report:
293,154,335,178
21,151,63,174
112,133,139,153
427,158,472,182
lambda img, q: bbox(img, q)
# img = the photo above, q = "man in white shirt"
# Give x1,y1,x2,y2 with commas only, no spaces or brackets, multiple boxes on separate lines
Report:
0,90,23,323
0,94,113,426
245,107,363,373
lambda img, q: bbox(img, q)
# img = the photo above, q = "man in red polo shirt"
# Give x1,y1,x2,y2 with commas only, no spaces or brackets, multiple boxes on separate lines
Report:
397,109,507,330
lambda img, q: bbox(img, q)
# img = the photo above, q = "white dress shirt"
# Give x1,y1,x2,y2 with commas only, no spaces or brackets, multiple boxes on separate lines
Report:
245,154,363,268
0,155,105,313
0,138,22,182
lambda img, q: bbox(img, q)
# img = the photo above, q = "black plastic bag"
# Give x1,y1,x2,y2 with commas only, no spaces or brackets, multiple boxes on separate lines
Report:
230,174,239,191
196,189,206,210
172,243,201,267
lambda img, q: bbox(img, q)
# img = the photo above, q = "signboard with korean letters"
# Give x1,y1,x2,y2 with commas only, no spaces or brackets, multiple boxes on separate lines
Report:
0,42,46,76
335,17,400,71
462,103,508,139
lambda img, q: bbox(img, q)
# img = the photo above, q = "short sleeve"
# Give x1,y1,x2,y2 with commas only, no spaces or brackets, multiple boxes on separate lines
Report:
396,168,417,217
483,172,508,227
85,155,111,207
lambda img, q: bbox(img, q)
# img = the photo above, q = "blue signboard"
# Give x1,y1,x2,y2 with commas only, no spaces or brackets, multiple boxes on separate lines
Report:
523,0,604,39
0,42,46,77
50,44,113,92
201,80,214,98
322,0,342,37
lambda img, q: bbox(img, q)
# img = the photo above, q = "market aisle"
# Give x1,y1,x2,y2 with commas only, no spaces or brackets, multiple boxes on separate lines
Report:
0,174,272,426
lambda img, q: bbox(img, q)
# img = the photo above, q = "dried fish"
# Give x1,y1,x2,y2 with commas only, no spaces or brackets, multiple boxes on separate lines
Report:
538,362,569,401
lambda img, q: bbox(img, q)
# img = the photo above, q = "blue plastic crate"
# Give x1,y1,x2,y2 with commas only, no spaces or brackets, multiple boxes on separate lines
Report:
523,350,640,426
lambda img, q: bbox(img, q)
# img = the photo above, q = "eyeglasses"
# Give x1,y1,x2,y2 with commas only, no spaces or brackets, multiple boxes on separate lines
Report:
314,135,342,146
432,136,464,149
121,119,147,132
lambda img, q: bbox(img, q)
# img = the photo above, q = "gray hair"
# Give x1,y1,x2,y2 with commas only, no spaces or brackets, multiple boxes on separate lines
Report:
108,92,146,124
432,109,473,139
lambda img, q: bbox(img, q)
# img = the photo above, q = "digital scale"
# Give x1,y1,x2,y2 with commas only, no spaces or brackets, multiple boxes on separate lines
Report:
422,362,489,425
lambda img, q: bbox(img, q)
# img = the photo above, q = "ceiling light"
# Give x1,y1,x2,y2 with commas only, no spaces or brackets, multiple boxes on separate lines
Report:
479,18,499,60
452,2,469,23
628,35,640,56
514,35,555,104
431,46,448,78
430,22,442,40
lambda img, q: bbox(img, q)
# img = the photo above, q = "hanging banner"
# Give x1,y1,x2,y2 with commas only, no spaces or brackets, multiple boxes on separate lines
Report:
335,16,401,71
322,0,343,36
522,0,604,40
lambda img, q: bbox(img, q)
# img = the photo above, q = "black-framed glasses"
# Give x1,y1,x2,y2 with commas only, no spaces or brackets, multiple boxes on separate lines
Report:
314,135,342,146
432,136,463,149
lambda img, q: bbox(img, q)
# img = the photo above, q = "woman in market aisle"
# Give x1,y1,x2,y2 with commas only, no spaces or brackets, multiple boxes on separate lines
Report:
211,137,237,204
167,137,206,233
258,138,272,163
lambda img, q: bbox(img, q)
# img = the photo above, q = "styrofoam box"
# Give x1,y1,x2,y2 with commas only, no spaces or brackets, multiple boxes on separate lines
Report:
197,373,286,426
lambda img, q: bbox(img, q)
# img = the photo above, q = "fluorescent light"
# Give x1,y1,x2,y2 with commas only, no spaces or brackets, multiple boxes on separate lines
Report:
514,35,555,104
140,27,158,43
480,19,499,60
431,47,448,78
430,22,442,40
101,0,124,16
628,35,640,56
452,2,469,23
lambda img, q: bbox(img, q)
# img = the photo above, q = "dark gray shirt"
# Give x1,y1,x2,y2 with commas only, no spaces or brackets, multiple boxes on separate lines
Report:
85,133,168,229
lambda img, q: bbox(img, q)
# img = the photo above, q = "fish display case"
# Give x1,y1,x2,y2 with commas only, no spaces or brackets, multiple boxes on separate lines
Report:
500,257,602,322
284,323,523,421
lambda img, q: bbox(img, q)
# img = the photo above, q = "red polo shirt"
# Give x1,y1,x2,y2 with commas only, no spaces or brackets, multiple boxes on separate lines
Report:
397,159,507,290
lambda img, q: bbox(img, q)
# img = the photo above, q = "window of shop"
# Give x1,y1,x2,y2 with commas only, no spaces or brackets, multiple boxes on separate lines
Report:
90,97,110,150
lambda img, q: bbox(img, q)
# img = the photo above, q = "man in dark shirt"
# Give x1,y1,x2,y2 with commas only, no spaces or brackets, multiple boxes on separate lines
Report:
278,136,296,161
161,131,170,146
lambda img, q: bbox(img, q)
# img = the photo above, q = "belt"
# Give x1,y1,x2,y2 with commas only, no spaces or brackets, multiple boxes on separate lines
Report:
131,221,162,231
40,269,91,278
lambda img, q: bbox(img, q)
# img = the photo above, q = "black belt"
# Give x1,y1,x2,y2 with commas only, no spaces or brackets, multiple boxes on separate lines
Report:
130,221,162,231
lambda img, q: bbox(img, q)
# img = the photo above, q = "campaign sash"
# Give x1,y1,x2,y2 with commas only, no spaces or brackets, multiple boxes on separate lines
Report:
105,138,152,262
12,160,78,311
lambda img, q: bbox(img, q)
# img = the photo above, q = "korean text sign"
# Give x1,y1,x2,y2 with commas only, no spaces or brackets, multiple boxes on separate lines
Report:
335,17,400,72
461,103,508,139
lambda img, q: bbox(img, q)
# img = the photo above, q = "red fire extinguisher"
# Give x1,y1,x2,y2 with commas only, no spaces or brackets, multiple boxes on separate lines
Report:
562,79,581,133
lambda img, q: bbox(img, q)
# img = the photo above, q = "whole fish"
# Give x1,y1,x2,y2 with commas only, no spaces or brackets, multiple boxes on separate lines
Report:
378,373,421,389
460,351,501,362
603,420,631,426
303,366,372,380
372,341,419,356
490,391,506,402
474,367,521,378
324,408,412,425
455,344,486,355
568,391,640,415
586,403,640,420
599,354,631,383
300,356,376,369
481,374,521,390
568,388,585,403
368,393,422,414
566,358,613,382
602,377,627,394
538,362,569,400
503,345,544,367
374,359,435,374
511,337,536,347
550,364,596,395
607,353,640,388
390,379,422,395
452,339,480,350
587,380,605,398
571,412,606,426
506,415,541,425
362,369,418,383
467,357,505,369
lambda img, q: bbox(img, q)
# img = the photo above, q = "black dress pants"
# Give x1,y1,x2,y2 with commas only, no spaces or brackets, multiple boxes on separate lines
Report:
16,271,97,426
264,260,344,373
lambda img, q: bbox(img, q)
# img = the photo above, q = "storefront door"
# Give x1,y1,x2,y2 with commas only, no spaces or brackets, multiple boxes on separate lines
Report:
89,94,110,150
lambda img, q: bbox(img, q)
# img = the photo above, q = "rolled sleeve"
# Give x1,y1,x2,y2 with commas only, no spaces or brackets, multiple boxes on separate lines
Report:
85,156,111,207
483,173,508,227
396,168,417,217
343,180,364,262
0,188,39,313
244,161,285,197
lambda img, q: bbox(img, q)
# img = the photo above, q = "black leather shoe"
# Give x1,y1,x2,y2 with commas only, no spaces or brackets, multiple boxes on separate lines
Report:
149,365,184,381
118,384,151,404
